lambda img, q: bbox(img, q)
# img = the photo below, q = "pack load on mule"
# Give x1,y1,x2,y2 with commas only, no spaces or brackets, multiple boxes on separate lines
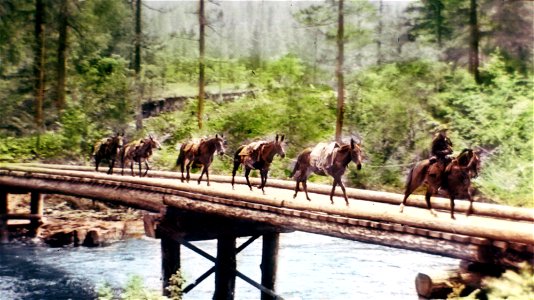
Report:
291,138,363,205
232,134,286,194
175,134,226,186
120,134,162,177
93,132,124,175
399,127,481,219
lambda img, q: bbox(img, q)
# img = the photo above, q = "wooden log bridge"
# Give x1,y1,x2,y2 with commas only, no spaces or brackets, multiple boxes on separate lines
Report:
0,163,533,299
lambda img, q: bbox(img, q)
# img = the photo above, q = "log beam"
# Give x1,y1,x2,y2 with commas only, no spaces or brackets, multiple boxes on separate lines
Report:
29,192,44,237
0,191,8,243
214,235,236,300
261,232,279,300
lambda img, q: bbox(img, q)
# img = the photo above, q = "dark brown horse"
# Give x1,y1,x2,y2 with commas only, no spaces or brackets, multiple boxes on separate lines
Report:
399,148,480,219
175,134,226,186
93,132,124,175
291,139,363,205
231,134,286,194
120,135,162,177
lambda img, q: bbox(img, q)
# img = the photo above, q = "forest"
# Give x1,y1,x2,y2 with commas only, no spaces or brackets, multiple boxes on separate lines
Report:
0,0,532,207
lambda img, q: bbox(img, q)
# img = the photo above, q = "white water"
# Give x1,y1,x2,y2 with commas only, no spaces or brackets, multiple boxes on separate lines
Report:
0,232,459,299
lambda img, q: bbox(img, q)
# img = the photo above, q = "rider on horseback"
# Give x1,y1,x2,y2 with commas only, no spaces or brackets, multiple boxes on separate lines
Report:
429,126,453,165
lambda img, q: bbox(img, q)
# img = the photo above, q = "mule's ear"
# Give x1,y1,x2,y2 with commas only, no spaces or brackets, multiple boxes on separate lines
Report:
281,135,285,142
350,138,355,149
216,134,219,139
275,134,279,142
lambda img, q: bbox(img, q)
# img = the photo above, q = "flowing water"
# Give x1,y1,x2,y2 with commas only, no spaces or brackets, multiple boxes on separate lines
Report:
0,232,459,300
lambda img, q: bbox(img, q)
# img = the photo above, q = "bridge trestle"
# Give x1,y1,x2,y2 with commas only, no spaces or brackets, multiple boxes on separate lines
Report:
0,189,44,243
149,206,288,300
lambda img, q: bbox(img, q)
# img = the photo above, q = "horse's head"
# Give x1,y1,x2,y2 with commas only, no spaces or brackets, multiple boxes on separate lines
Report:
274,134,286,159
109,132,124,151
350,138,362,170
214,134,226,156
456,148,480,178
148,134,162,150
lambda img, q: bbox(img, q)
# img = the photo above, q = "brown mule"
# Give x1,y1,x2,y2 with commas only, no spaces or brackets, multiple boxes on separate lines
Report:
231,134,286,194
291,139,363,206
120,135,162,177
175,134,226,186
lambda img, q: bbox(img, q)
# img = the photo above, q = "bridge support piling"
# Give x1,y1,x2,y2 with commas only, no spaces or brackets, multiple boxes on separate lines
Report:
0,191,8,243
214,235,237,300
261,232,279,300
29,192,43,237
161,235,181,297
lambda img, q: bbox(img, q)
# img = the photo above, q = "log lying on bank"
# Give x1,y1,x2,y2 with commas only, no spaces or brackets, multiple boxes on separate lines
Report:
415,261,506,299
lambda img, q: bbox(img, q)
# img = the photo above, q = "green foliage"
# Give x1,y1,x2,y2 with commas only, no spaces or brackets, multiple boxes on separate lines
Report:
166,271,186,300
483,263,534,299
346,56,532,204
119,275,166,300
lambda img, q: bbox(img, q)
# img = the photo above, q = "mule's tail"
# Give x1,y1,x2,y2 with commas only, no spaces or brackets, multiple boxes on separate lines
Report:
233,146,245,167
176,147,185,167
290,159,300,178
290,149,310,179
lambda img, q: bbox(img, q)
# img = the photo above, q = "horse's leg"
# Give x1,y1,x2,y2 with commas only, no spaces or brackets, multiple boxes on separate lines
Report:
180,160,185,182
338,179,349,206
449,196,456,219
259,169,267,195
130,161,134,176
138,160,142,177
466,191,474,217
244,167,253,191
400,165,426,213
108,159,114,175
205,165,210,186
185,160,192,183
330,179,338,204
302,180,311,201
95,157,100,172
293,180,300,199
425,188,437,217
231,161,240,190
143,160,150,177
258,169,266,189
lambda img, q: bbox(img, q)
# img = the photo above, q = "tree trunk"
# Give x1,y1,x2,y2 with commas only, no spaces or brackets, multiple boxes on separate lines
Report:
56,0,69,115
34,0,46,133
198,0,206,129
135,0,143,130
468,0,481,84
376,0,383,65
334,0,345,143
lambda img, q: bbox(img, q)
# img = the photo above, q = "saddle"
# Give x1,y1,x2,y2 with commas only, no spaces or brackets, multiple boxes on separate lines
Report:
239,141,267,168
310,142,340,176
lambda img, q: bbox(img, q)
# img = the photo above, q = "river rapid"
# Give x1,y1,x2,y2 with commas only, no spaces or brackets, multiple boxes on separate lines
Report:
0,232,459,300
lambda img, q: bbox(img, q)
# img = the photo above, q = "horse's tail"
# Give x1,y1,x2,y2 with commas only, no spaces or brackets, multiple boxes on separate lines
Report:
234,146,245,163
290,160,300,178
290,149,311,179
176,145,186,167
404,166,415,192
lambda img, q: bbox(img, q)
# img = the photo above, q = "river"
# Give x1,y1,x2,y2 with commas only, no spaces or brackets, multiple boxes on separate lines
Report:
0,232,459,299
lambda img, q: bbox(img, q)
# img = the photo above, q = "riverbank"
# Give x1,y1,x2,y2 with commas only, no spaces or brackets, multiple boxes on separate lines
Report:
8,194,145,247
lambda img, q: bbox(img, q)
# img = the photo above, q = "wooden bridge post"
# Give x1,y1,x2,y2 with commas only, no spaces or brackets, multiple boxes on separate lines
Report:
260,232,279,300
29,192,43,237
161,235,181,297
0,191,8,243
214,235,237,300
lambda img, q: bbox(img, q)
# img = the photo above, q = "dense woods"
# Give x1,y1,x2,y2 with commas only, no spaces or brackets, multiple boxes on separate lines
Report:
0,0,532,206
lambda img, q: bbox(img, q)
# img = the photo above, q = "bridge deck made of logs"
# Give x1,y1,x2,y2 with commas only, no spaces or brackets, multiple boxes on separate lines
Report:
0,163,532,266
